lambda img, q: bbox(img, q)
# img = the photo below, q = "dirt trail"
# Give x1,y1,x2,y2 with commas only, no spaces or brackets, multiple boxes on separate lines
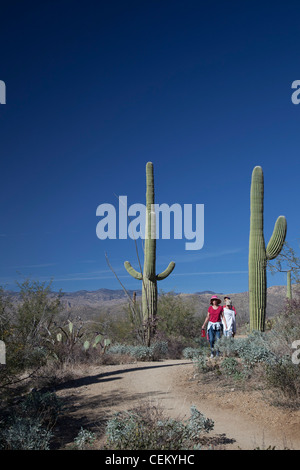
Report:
57,359,300,450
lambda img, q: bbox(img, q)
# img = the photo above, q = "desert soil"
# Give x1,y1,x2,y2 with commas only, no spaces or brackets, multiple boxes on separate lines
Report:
55,357,300,450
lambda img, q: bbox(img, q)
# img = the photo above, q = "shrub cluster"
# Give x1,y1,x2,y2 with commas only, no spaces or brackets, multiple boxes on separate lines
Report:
105,403,214,450
216,331,277,366
0,390,61,450
109,341,168,361
182,347,203,359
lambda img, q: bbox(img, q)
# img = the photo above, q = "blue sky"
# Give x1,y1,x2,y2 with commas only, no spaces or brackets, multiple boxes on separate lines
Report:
0,0,299,294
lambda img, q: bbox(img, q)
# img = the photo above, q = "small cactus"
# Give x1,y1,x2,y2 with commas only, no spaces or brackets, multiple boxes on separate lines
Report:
92,334,103,348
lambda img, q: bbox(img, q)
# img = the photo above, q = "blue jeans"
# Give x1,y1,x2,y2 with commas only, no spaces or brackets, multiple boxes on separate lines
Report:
208,327,221,355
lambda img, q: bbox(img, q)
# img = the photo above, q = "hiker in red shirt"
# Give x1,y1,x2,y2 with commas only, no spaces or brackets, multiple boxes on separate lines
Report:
202,295,227,358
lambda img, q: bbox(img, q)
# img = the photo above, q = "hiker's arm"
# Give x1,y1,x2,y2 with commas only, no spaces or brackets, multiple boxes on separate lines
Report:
202,312,210,329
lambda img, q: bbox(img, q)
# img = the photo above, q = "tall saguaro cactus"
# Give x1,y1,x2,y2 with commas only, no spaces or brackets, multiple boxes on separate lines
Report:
248,166,287,331
124,162,175,345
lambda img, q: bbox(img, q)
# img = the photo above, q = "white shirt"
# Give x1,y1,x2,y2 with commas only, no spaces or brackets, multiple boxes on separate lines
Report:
222,307,236,332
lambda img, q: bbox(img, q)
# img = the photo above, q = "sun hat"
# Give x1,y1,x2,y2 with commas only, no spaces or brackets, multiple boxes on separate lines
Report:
210,295,221,305
224,295,231,300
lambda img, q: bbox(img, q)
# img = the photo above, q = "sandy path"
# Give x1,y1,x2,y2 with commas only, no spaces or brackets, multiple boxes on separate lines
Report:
57,359,300,450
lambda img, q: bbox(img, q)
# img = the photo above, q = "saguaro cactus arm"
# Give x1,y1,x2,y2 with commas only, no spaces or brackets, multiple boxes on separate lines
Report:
124,261,143,280
156,261,176,280
266,216,287,260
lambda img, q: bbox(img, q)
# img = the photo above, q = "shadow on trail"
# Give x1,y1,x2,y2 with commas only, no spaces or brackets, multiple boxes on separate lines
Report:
55,360,192,392
52,361,192,449
53,387,168,449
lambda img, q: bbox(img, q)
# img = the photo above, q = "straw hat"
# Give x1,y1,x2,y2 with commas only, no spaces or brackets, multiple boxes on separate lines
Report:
210,295,221,305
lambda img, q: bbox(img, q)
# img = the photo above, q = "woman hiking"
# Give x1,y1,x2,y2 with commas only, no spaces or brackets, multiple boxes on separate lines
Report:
202,295,227,358
222,298,236,337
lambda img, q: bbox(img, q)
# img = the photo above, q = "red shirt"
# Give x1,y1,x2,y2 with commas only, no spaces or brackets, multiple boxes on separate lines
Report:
208,305,223,323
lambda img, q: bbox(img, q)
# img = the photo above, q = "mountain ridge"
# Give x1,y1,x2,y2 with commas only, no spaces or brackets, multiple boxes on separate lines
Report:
5,285,295,322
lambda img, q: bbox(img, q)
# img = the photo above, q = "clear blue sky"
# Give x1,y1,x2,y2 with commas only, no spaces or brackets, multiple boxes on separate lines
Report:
0,0,299,294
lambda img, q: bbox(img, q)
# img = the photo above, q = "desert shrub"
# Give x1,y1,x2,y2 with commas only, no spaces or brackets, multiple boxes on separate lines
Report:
216,331,276,367
163,335,188,359
265,358,300,400
150,341,168,360
267,297,300,357
262,296,300,402
220,357,239,376
233,331,276,366
73,427,96,450
219,357,250,381
157,292,204,342
20,389,61,428
105,403,214,450
0,280,64,393
13,280,62,369
0,390,61,450
0,416,53,450
182,347,202,359
215,336,236,357
105,310,139,345
192,354,218,374
109,341,168,361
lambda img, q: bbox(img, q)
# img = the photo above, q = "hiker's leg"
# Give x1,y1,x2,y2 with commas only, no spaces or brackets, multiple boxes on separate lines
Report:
208,328,215,356
215,329,221,356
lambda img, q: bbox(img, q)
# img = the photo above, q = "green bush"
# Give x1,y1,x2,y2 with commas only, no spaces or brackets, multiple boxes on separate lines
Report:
0,390,61,450
216,331,276,367
0,416,53,450
109,341,168,361
220,357,239,376
105,403,214,450
157,292,204,340
192,354,217,374
182,347,202,359
73,427,96,450
20,389,62,427
266,358,300,400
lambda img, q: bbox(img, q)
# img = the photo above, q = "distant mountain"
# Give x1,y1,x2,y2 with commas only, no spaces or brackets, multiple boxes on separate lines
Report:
6,285,296,323
63,288,142,302
194,290,221,295
55,285,296,322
